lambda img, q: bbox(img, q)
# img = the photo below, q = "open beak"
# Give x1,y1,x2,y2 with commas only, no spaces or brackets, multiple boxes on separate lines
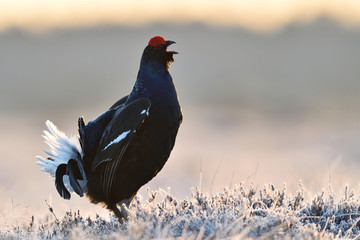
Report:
166,40,176,46
166,40,178,54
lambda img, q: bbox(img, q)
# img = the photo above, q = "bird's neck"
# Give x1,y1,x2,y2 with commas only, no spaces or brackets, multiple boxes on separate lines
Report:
126,60,177,104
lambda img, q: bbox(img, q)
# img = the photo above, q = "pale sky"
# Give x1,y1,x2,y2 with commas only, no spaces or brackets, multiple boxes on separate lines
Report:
1,0,360,32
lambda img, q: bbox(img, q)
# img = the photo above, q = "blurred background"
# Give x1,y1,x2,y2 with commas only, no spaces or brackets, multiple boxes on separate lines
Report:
1,0,360,222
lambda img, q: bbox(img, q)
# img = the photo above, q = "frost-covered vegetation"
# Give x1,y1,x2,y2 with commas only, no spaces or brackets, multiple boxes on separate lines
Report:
2,183,360,239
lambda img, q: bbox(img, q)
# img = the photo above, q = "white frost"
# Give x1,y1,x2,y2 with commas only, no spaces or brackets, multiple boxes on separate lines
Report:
103,130,131,151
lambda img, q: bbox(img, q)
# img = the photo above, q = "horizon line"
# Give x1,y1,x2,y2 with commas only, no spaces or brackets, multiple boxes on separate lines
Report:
0,15,359,35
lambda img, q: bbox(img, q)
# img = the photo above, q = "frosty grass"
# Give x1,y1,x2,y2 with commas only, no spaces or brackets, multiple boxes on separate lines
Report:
2,182,360,239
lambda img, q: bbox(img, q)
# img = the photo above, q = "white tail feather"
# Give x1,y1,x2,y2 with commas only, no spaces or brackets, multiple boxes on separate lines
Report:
36,120,87,193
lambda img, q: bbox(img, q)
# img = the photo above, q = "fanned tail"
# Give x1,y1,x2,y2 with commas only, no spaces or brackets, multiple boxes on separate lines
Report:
36,120,88,199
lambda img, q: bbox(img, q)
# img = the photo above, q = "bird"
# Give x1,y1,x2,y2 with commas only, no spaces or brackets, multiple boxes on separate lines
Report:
36,35,182,221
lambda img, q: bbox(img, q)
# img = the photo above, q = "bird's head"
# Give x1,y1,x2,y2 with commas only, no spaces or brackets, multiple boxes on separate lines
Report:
142,36,178,69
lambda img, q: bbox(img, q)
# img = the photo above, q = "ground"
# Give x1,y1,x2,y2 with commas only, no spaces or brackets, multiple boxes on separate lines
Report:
2,183,360,239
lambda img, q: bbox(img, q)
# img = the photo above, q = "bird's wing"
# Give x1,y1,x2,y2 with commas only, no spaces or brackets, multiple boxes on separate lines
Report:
91,98,151,199
109,95,128,110
92,97,151,170
78,95,129,161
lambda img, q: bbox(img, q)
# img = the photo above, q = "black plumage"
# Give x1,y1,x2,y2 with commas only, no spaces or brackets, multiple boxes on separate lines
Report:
37,36,182,220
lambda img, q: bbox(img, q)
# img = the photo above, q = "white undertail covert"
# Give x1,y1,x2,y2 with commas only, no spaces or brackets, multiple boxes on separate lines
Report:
36,120,88,193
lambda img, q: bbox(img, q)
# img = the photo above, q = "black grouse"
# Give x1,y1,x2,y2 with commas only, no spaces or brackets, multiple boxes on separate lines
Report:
36,36,182,220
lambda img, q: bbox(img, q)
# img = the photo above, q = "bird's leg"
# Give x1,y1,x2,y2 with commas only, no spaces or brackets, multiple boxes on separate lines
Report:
107,203,127,223
107,196,134,223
